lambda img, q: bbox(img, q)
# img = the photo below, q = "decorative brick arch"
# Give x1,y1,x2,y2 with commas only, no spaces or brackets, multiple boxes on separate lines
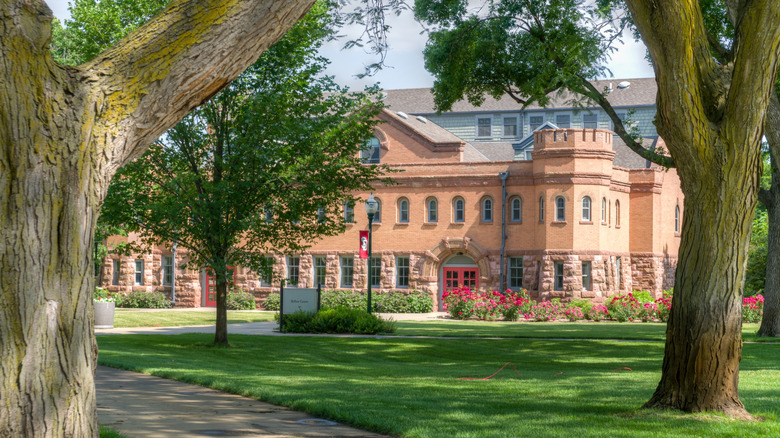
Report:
373,127,390,150
422,236,491,284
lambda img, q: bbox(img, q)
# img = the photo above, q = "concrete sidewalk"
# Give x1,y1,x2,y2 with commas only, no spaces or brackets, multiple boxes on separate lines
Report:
97,366,391,438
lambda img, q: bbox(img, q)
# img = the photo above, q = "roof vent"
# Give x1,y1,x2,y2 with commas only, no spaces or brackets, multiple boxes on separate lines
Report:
416,116,428,124
617,81,630,89
380,92,388,100
608,82,613,92
396,111,408,120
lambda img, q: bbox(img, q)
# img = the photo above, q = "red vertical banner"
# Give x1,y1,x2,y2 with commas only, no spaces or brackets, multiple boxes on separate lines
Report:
359,230,369,259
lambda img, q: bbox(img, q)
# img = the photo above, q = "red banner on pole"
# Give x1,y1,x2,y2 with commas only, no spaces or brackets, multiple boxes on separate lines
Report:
359,230,369,259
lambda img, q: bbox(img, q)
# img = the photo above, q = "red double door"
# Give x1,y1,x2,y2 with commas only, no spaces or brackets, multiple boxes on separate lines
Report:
443,267,478,292
205,266,235,307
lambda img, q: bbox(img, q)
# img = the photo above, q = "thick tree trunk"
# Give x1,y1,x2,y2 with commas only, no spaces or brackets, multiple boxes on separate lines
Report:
215,271,230,346
1,0,315,435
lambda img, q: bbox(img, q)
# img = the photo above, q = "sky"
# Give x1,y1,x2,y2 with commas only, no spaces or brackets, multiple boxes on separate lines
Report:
45,0,654,91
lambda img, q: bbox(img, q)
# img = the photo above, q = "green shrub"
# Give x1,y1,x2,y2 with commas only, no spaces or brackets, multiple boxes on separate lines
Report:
263,292,280,311
631,290,654,304
568,298,593,316
321,290,366,310
227,288,256,310
281,308,396,334
116,290,170,309
374,290,433,313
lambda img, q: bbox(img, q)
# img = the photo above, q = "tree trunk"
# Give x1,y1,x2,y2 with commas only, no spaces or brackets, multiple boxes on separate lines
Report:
758,94,780,337
215,269,230,346
1,0,315,434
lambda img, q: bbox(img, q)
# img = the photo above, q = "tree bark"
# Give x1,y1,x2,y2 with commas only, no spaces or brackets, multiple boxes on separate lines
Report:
0,0,314,435
215,271,230,345
758,93,780,337
625,0,780,418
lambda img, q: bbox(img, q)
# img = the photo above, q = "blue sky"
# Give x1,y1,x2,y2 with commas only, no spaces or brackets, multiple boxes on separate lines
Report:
45,0,654,91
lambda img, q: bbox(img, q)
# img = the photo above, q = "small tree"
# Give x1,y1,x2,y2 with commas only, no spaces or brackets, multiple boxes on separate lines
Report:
101,3,390,345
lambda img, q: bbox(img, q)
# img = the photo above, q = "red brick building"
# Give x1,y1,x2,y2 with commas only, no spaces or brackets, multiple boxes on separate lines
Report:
100,81,683,309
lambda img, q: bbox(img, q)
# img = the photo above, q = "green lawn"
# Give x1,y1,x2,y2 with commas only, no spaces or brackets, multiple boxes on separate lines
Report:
113,309,275,328
96,328,779,438
391,320,777,342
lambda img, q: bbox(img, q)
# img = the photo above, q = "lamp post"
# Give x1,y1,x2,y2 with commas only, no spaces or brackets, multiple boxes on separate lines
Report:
364,194,379,314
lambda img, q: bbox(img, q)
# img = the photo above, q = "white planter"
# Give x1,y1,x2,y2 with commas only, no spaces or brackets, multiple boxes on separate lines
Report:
94,301,116,329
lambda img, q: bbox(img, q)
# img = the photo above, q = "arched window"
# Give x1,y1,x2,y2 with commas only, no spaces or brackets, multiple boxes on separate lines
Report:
615,200,620,226
427,198,438,223
453,197,465,222
555,196,565,221
510,197,522,222
675,205,680,233
582,196,592,221
482,197,493,222
601,197,607,223
374,199,382,223
539,196,545,222
398,198,409,223
361,136,381,164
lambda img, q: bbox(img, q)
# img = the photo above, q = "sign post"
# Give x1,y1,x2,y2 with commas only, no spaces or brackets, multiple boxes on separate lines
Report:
279,285,321,331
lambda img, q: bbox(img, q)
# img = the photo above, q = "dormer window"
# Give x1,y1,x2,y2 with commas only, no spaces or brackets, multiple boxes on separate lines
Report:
476,117,492,138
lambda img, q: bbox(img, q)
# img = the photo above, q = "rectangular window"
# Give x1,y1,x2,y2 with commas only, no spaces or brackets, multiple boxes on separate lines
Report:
259,256,274,287
313,256,327,287
615,256,622,290
340,256,354,287
344,201,354,223
396,256,410,288
529,115,544,132
503,116,518,137
134,260,144,286
287,256,300,286
370,256,381,288
361,137,381,164
509,257,524,289
555,113,571,128
476,117,492,138
112,259,120,285
554,261,564,291
582,261,592,291
162,255,173,286
583,113,598,129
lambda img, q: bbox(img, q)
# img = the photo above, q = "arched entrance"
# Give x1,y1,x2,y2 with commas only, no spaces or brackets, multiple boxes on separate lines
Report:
442,255,479,303
422,237,491,311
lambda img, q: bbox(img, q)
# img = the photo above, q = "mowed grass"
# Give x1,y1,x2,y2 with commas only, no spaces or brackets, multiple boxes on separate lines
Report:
113,309,275,328
96,329,780,438
391,320,777,342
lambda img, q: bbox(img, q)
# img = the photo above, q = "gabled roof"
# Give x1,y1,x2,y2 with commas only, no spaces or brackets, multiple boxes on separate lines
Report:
381,78,657,115
379,109,464,145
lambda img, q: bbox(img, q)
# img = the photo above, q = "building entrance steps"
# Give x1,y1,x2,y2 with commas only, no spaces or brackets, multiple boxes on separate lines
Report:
96,366,391,437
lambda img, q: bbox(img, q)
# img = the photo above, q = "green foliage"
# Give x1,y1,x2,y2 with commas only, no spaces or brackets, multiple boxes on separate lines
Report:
264,289,432,313
116,291,171,309
94,287,115,303
226,289,257,310
746,200,769,296
568,298,593,315
280,308,396,334
630,290,654,304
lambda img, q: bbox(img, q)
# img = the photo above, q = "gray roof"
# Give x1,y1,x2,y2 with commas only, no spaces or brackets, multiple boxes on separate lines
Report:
466,142,516,162
382,78,657,115
461,143,490,162
613,137,655,169
381,109,464,144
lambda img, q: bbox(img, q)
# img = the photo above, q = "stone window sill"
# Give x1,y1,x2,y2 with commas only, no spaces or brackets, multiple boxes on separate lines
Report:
579,221,593,225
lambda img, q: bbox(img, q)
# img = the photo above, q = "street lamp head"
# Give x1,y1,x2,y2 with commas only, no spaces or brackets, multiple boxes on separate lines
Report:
364,193,379,216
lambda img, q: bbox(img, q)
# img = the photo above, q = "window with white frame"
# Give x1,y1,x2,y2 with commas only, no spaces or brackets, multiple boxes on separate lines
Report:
398,198,409,223
264,205,273,223
482,197,493,222
134,260,144,285
340,256,354,287
582,113,598,129
555,196,565,221
112,259,120,285
361,136,381,164
503,116,518,137
615,256,622,290
539,196,545,222
476,116,492,138
317,207,326,223
427,198,438,223
454,198,465,223
582,196,592,221
511,197,522,222
555,113,571,128
373,199,382,223
287,256,300,286
162,255,173,286
509,257,523,289
259,256,274,287
529,114,544,132
582,262,592,291
369,256,381,288
554,261,564,291
675,205,680,233
602,197,607,223
313,256,327,287
396,256,410,288
344,200,354,223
